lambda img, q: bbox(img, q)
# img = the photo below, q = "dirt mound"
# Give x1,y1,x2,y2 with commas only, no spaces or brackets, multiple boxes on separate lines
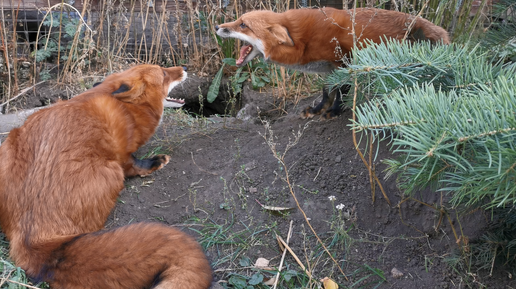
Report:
1,81,513,288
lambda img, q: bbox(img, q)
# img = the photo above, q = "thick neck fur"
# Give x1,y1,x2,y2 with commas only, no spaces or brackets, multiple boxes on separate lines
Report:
77,89,162,155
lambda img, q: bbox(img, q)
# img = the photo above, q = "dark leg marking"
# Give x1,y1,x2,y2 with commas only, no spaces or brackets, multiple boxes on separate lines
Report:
323,84,350,119
125,154,170,177
301,88,334,118
133,155,168,171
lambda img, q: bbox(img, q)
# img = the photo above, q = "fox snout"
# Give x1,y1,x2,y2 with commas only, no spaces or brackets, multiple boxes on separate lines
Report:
215,25,230,38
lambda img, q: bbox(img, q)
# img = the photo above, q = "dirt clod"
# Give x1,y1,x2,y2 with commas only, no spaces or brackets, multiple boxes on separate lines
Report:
391,268,404,279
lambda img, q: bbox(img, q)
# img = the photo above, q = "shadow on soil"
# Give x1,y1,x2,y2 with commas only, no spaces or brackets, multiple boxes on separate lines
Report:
1,79,514,289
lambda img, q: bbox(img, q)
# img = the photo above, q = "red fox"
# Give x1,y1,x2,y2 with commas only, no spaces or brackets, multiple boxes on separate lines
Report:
0,65,212,289
215,7,450,118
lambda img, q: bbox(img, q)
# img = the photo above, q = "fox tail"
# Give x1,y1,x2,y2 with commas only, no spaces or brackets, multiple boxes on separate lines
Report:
27,222,212,289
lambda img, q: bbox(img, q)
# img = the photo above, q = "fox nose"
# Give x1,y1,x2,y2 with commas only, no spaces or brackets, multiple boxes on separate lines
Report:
182,66,187,72
215,25,219,31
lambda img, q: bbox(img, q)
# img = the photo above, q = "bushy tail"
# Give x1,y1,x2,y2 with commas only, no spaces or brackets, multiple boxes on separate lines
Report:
32,222,212,289
412,18,451,44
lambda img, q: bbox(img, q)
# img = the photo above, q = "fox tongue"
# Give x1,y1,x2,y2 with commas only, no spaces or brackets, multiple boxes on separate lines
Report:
237,44,253,66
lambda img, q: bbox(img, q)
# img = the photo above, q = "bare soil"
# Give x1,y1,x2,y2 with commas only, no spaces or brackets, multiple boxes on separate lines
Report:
1,79,514,289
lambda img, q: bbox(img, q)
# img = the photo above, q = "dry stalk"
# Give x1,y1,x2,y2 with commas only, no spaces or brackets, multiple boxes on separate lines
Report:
95,0,106,59
32,3,93,83
61,0,92,82
186,0,199,65
151,0,169,63
258,117,349,282
56,1,64,79
0,81,46,109
10,2,20,91
272,220,293,289
137,0,151,62
397,196,463,246
349,0,391,205
0,268,13,287
276,235,313,279
163,18,178,65
1,278,41,289
0,4,12,103
174,0,184,59
109,1,127,63
115,0,136,58
402,0,430,41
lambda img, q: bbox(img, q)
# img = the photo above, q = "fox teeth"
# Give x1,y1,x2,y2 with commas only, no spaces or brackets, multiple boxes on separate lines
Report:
166,97,185,103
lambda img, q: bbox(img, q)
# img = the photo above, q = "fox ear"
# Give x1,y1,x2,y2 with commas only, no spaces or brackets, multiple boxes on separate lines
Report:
112,82,146,103
113,84,131,94
268,24,294,47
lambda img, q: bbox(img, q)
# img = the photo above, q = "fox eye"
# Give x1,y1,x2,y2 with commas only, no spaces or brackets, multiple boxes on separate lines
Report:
240,23,246,29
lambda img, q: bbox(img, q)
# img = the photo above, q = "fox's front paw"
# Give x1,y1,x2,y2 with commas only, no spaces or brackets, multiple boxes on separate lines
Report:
136,154,171,177
301,106,315,119
322,108,341,120
149,154,170,171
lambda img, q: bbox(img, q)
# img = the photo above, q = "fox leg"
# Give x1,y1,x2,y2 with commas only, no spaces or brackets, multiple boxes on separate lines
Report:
301,87,334,118
123,154,170,177
323,84,350,119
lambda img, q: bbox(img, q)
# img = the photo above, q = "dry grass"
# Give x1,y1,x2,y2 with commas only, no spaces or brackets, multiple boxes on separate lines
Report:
0,0,492,108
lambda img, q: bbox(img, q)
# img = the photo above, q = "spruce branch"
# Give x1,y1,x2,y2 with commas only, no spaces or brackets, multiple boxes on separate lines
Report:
328,39,516,209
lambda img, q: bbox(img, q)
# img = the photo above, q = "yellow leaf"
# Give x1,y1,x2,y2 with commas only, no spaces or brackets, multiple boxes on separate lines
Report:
320,277,338,289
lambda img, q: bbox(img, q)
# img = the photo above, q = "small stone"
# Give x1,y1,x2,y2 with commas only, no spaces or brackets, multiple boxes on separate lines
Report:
249,187,258,193
335,155,342,163
391,268,403,279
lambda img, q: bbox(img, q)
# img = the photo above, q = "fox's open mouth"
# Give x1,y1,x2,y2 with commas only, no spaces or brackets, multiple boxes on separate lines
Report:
165,97,185,105
237,44,254,67
164,97,185,108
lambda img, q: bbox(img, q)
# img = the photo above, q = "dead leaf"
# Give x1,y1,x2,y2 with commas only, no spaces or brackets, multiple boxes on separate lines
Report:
262,205,293,211
255,199,293,212
141,180,154,187
263,276,277,286
254,257,270,268
320,277,338,289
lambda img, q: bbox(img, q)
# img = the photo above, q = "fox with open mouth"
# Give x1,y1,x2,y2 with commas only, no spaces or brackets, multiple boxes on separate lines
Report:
215,7,450,118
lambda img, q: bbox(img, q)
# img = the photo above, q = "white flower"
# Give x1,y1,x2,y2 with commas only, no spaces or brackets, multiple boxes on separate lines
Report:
336,203,345,210
328,196,336,201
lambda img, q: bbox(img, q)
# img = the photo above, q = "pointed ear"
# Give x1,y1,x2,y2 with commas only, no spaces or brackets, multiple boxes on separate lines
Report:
268,24,294,46
113,84,131,94
112,82,146,103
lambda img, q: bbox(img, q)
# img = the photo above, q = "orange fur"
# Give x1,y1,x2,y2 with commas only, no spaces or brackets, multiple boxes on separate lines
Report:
217,7,449,70
216,7,449,118
0,64,212,289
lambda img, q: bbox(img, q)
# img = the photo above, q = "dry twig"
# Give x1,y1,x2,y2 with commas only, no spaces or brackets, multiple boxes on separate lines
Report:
273,220,293,289
0,81,46,110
